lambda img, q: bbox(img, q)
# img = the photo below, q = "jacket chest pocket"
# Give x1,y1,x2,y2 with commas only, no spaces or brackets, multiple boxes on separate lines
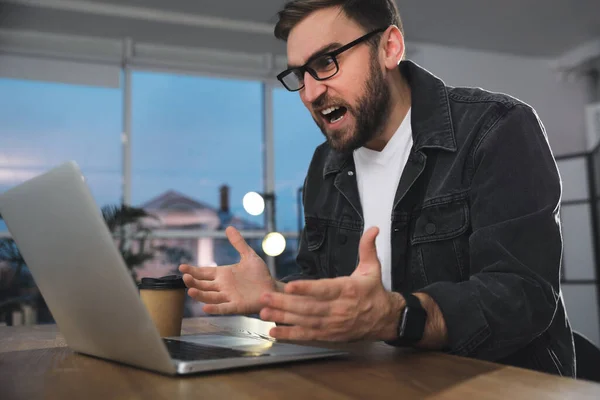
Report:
410,198,470,285
305,217,329,278
305,217,361,278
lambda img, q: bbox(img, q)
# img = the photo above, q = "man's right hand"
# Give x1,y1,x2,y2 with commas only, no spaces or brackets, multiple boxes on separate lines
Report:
179,226,278,315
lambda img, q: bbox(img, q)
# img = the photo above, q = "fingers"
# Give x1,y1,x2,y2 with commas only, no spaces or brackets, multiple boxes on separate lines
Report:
260,308,324,329
182,274,219,292
179,264,217,280
187,288,227,304
182,273,217,291
225,226,253,258
182,273,195,289
268,326,322,341
203,303,239,315
260,292,330,316
284,279,342,300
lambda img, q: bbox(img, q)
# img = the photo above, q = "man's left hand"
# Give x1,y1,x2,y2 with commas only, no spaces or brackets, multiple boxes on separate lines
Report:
259,227,405,342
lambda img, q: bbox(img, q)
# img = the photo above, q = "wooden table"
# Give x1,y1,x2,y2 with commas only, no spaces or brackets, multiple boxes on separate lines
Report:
2,317,600,399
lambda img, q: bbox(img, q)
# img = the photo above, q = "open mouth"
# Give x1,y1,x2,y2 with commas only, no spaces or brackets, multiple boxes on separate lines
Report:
320,106,348,124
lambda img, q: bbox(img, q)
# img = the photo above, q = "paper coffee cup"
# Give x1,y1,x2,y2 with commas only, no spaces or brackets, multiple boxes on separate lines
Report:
138,275,186,337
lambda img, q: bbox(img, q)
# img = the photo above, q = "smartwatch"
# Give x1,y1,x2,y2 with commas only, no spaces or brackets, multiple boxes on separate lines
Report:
385,293,427,346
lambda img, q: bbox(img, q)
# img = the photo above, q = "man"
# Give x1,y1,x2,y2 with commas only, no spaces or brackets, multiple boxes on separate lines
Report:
180,0,574,377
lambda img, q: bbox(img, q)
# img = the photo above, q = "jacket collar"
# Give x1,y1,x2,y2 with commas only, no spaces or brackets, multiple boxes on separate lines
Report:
324,60,456,177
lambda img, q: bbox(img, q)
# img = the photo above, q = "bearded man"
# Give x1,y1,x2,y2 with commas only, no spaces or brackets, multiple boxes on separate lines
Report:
180,0,574,377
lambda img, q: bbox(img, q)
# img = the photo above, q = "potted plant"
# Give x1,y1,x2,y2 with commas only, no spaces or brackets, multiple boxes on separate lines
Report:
0,214,37,324
101,204,197,280
101,204,158,281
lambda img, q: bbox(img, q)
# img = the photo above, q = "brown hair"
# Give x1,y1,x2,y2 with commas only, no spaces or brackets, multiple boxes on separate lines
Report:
274,0,403,42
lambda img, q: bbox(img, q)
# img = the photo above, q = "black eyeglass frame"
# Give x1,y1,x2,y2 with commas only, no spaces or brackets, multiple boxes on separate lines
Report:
277,27,387,92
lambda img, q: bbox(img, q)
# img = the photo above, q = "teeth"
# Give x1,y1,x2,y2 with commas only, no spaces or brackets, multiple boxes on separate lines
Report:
331,114,344,124
321,106,340,116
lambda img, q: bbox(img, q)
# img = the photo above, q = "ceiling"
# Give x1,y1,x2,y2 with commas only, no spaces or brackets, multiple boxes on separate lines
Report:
1,0,599,58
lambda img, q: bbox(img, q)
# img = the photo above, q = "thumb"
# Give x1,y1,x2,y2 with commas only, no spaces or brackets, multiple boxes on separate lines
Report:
353,227,381,277
225,226,253,259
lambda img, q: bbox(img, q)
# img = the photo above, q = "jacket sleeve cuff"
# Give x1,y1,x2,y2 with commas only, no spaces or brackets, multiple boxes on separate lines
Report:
418,281,491,357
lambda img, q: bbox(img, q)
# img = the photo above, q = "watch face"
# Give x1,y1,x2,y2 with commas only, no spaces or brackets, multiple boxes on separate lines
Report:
399,306,427,342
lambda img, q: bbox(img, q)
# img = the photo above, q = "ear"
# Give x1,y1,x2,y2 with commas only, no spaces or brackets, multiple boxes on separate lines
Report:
380,25,405,70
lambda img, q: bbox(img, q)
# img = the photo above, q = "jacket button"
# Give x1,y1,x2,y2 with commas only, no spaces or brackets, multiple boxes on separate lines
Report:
338,235,348,245
425,223,436,235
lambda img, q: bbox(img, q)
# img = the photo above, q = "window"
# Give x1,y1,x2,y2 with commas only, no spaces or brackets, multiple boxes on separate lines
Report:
0,77,121,324
273,88,324,279
273,88,325,234
557,155,600,346
557,158,596,281
0,78,122,228
131,72,264,281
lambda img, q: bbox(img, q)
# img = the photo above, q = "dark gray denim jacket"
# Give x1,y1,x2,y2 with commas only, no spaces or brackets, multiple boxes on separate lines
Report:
283,60,575,377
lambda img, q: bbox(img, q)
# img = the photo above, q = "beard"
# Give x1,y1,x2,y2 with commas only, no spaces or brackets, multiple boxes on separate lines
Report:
312,57,392,154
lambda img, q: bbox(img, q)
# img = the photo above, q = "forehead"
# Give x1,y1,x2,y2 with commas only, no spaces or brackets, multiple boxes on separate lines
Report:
286,7,365,66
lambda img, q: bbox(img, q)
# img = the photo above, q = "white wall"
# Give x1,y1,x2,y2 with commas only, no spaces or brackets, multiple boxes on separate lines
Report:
411,43,589,156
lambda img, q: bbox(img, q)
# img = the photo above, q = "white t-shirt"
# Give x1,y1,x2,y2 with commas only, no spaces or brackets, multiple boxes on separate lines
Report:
352,108,413,291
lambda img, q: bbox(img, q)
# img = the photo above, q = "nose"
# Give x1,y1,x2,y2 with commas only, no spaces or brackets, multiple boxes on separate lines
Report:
301,71,326,104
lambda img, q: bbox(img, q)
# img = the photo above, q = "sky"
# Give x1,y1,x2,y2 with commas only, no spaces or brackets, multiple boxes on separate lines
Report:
0,73,325,233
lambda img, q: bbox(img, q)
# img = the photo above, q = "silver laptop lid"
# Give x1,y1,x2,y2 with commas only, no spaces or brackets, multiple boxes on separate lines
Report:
0,162,175,374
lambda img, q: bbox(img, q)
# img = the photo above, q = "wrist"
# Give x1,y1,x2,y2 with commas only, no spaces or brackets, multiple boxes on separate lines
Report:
379,291,406,341
413,292,449,349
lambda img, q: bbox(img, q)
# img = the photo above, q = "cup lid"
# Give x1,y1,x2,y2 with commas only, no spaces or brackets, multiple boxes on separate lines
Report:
138,275,186,290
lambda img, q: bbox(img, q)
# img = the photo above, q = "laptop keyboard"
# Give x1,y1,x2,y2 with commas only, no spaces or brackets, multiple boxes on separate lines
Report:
163,339,269,361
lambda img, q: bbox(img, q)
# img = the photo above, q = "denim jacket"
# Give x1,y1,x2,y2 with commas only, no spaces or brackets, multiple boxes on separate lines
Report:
283,60,575,377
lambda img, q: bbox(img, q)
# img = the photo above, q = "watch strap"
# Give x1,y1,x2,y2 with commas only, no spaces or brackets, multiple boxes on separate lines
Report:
385,292,427,347
403,292,422,310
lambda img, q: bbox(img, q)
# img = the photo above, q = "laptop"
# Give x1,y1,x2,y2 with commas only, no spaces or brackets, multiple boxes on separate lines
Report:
0,161,346,375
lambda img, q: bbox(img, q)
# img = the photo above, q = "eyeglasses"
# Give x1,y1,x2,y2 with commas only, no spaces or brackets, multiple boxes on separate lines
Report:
277,28,387,92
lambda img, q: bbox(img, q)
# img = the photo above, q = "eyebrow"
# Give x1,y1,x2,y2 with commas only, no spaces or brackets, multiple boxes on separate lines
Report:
287,42,342,69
